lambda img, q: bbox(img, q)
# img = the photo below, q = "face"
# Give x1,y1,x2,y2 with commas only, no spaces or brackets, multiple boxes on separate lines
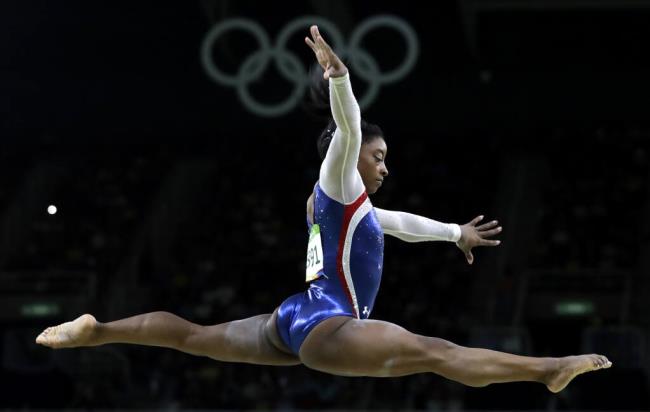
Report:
357,136,389,194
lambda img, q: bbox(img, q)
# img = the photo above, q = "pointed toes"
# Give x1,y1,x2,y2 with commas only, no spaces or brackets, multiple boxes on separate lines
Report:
593,355,612,369
35,327,53,345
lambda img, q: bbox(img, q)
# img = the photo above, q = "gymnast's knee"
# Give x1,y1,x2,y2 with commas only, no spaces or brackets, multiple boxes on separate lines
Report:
420,337,491,387
419,336,461,367
173,323,205,354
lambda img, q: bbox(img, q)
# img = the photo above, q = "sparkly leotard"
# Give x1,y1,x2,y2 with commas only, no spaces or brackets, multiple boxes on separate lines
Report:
275,73,461,356
275,183,384,355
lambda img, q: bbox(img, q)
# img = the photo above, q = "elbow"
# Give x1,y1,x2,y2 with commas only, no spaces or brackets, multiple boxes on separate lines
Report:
350,129,362,143
349,124,362,141
337,128,362,146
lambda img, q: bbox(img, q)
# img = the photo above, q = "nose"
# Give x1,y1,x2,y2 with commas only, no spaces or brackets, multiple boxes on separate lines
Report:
380,164,389,177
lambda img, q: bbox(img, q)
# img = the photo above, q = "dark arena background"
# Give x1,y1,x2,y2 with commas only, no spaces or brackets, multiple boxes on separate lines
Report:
1,0,649,410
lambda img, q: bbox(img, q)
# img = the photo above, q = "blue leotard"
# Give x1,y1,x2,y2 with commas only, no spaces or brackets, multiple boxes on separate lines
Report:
276,183,384,355
275,73,461,356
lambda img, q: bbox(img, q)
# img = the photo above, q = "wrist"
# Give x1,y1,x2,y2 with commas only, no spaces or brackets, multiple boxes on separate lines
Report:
451,223,463,243
329,69,350,81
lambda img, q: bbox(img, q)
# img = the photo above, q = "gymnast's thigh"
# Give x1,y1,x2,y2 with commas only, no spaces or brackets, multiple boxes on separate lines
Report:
299,316,445,377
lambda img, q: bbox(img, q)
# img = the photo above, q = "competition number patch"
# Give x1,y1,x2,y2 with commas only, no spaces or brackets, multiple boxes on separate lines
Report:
305,224,324,282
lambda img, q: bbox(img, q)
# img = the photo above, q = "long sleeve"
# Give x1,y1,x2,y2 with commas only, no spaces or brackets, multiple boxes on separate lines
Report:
374,208,462,243
318,73,366,204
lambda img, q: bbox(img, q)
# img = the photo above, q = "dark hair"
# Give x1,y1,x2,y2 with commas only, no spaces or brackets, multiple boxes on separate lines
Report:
309,64,385,160
317,119,385,160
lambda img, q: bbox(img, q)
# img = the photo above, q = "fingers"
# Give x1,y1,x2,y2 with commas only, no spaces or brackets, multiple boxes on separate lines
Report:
315,33,334,55
304,36,316,52
306,24,341,80
474,217,502,242
466,250,474,265
309,25,325,49
308,25,334,55
469,215,484,226
476,220,498,231
479,226,502,238
310,25,320,40
306,25,322,53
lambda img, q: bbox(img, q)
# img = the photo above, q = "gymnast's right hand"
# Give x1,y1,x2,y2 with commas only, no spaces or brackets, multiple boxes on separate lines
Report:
305,25,348,80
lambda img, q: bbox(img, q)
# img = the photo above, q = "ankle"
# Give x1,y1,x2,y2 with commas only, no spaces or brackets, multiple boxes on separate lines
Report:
85,320,102,346
541,358,560,385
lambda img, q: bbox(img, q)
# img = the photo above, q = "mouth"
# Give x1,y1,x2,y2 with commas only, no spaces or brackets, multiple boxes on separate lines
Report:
376,179,383,186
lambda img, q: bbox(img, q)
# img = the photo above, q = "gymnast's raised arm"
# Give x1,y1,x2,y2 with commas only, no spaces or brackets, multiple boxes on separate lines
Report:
305,25,365,204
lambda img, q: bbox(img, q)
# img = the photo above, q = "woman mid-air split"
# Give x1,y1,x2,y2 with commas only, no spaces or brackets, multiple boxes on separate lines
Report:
36,25,611,394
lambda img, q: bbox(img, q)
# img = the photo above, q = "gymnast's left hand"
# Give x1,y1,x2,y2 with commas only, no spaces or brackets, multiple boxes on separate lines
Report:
456,215,502,265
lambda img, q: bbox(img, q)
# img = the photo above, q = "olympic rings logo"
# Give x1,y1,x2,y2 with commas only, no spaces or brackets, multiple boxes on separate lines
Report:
201,16,419,117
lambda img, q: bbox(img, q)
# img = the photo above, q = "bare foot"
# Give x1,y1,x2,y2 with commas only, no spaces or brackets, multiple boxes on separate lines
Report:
546,354,612,393
35,314,97,349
